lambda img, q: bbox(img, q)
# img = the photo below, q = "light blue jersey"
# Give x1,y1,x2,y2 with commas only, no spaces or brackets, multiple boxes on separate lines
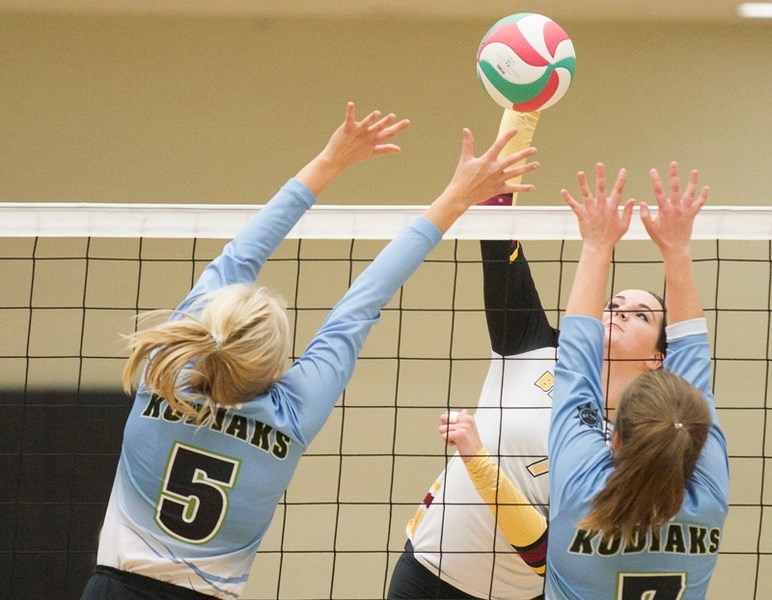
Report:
96,179,443,598
546,316,729,600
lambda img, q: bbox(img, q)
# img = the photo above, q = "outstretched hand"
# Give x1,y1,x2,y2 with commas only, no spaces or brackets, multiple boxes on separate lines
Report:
447,127,539,203
561,163,635,251
640,162,708,255
562,164,635,318
439,410,483,463
296,102,410,196
424,127,539,233
321,102,411,170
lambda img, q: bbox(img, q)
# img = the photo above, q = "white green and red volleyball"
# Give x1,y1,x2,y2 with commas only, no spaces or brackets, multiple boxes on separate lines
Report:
476,13,576,112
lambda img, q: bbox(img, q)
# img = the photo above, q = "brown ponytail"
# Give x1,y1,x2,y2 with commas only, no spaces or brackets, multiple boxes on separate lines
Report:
578,369,711,543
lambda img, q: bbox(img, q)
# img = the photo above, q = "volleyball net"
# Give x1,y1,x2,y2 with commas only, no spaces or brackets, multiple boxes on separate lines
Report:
2,203,771,599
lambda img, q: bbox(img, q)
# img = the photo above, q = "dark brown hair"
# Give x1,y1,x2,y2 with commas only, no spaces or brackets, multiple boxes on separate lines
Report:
648,290,667,357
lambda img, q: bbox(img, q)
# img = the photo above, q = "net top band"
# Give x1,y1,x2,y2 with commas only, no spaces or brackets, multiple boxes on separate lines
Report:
1,203,771,240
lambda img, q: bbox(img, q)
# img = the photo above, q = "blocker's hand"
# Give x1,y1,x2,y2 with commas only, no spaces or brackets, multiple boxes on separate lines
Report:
561,162,635,253
640,161,708,255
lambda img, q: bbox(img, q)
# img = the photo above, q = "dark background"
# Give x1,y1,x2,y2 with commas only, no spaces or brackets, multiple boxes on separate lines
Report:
1,390,130,600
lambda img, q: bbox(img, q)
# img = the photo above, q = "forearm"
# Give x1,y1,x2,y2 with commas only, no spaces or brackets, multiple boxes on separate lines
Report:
292,217,441,438
421,186,471,234
184,180,314,302
565,244,613,319
294,153,346,198
465,450,547,552
640,162,709,324
662,246,703,324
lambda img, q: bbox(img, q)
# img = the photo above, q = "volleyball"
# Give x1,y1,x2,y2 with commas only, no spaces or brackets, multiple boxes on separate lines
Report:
476,13,576,112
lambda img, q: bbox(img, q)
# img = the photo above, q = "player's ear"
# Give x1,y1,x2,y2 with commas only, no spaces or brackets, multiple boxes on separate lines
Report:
611,430,623,452
645,351,664,371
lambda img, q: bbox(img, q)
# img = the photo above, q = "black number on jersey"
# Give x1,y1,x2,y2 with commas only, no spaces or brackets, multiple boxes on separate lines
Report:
156,442,240,544
618,572,686,600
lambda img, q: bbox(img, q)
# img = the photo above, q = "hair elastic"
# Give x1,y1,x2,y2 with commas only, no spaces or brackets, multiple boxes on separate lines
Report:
211,332,223,351
674,422,684,430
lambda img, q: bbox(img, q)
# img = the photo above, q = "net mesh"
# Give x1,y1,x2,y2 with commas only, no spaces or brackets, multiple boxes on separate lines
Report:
2,203,771,599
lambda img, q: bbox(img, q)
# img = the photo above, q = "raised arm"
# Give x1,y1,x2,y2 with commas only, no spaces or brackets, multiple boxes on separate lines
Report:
478,109,556,356
481,240,558,355
184,103,410,302
640,162,708,325
562,164,635,318
284,126,539,441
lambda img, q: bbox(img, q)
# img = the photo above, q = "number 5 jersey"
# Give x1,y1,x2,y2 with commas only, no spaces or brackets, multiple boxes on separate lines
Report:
96,179,445,599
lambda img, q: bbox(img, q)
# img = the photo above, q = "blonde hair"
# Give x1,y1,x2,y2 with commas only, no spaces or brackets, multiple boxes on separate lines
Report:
123,284,291,424
578,369,711,544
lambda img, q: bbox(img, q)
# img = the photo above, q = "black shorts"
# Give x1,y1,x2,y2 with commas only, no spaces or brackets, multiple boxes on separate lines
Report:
387,540,544,600
387,540,480,599
81,565,216,600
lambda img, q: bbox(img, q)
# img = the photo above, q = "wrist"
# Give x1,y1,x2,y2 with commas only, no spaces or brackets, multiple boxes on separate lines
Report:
424,187,469,234
581,242,615,262
313,151,347,178
295,153,346,197
659,244,692,261
462,447,489,465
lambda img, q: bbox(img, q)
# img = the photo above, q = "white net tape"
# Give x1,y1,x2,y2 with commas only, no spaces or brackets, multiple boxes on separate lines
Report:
2,203,772,239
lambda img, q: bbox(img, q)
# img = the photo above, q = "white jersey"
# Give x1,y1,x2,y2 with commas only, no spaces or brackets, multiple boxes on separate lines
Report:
409,347,555,599
407,241,558,600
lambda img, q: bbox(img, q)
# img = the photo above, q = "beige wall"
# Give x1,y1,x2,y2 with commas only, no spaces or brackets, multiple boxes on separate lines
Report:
2,13,770,208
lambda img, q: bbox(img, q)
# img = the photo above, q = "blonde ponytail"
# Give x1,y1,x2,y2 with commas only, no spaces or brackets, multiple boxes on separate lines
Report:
123,284,291,425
